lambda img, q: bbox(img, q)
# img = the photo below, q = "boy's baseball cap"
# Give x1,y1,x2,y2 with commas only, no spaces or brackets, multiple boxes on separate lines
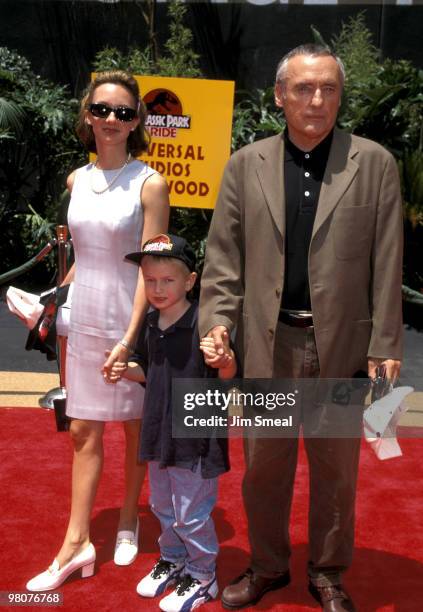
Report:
125,233,197,272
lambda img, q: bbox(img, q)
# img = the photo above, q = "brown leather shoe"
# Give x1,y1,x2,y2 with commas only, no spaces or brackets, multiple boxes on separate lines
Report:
221,568,290,609
308,582,356,611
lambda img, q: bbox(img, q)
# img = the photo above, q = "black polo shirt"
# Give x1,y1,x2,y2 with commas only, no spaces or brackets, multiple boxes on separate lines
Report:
282,130,333,311
132,301,230,479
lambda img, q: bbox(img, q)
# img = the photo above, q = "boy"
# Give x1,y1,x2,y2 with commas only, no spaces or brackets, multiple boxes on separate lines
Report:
112,233,236,612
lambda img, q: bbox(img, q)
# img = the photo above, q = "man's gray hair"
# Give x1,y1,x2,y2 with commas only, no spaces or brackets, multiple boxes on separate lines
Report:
275,44,345,87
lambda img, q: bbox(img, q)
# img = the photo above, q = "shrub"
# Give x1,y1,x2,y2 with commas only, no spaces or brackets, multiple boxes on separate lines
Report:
0,48,84,286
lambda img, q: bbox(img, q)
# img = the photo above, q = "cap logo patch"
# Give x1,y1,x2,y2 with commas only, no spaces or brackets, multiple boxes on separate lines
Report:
144,234,173,253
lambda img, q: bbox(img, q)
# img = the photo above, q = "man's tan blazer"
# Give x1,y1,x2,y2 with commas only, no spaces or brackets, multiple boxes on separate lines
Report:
199,128,403,378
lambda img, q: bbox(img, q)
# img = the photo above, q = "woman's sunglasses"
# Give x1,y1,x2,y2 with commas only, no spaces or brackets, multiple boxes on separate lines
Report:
88,103,137,123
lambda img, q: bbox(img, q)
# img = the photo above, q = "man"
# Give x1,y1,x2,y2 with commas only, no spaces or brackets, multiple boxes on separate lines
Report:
199,44,403,611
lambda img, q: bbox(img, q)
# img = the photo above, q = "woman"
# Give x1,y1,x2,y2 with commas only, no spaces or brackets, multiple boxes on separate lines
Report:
27,70,169,591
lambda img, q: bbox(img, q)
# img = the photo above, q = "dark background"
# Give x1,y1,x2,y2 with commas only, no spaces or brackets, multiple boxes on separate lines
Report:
1,1,422,97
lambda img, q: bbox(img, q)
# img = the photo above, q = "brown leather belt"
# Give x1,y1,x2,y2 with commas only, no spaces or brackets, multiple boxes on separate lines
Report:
278,311,313,328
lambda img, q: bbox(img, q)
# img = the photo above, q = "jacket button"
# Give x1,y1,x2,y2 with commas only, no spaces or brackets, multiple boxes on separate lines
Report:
268,328,274,336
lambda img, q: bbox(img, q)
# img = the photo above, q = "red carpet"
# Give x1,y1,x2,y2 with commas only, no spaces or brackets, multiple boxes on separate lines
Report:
1,407,423,611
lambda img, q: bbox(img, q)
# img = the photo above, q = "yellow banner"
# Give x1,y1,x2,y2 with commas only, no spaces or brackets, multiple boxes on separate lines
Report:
137,76,234,209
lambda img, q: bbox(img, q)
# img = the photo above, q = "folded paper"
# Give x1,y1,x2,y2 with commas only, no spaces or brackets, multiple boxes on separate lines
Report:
363,386,414,460
6,286,44,330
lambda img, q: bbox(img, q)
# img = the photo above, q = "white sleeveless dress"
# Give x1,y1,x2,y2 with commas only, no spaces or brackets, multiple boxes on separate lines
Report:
66,159,156,421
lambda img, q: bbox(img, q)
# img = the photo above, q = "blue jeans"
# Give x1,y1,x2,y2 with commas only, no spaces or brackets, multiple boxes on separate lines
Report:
149,460,218,582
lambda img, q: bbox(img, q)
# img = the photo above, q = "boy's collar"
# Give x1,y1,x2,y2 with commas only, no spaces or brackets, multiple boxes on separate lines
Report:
147,301,198,331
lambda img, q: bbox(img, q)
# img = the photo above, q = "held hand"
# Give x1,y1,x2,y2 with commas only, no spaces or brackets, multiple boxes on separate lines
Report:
201,326,232,369
209,325,230,354
199,337,219,360
368,357,401,384
102,347,129,383
200,337,236,372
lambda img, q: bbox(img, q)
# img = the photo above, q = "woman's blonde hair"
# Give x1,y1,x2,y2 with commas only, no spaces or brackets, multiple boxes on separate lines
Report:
76,70,149,156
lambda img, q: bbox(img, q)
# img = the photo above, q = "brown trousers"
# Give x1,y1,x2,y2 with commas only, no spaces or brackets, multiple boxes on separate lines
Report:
242,322,362,587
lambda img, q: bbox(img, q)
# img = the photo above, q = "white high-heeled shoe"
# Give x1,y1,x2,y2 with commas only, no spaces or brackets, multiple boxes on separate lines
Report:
26,543,96,592
114,518,139,566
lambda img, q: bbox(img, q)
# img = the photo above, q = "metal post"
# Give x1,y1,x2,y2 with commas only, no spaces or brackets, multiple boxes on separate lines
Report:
56,225,68,285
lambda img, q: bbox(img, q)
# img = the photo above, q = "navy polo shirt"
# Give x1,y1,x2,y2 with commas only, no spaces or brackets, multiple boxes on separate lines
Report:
132,301,230,479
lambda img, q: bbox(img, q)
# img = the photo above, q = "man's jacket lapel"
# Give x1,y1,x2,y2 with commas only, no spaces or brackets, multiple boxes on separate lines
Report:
255,134,285,239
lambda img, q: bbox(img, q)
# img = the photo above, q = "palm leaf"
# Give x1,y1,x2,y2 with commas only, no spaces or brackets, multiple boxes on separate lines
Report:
0,97,26,134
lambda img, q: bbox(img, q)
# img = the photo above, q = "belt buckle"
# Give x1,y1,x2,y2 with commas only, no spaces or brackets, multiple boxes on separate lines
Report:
289,312,313,328
279,310,313,328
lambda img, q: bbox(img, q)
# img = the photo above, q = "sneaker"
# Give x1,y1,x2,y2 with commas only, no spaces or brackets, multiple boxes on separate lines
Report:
136,558,184,598
159,574,218,612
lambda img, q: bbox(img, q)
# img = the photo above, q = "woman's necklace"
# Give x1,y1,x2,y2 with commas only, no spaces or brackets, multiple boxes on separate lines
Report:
91,153,131,195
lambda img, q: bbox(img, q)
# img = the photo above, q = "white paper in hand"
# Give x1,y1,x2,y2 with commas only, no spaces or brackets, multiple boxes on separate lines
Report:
363,386,414,460
6,286,44,330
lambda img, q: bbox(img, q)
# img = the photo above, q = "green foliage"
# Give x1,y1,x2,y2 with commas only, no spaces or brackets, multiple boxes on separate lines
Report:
331,12,380,86
338,59,423,158
0,47,84,285
16,204,55,259
93,46,155,76
0,96,26,137
310,24,329,49
232,88,283,151
169,207,212,275
0,49,33,80
93,1,200,78
93,46,127,72
310,14,423,159
330,13,380,129
156,0,201,78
